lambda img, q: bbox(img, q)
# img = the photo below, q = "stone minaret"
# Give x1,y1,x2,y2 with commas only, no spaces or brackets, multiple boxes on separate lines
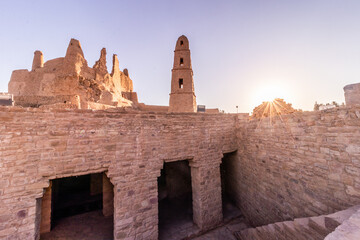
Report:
169,35,197,112
32,50,44,71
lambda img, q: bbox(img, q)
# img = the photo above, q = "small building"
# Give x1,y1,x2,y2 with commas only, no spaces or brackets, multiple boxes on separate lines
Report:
319,104,336,110
0,93,13,106
197,105,206,112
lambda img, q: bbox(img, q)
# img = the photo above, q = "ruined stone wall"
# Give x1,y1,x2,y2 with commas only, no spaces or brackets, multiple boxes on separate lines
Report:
8,39,136,110
13,95,80,108
0,107,237,239
235,107,360,227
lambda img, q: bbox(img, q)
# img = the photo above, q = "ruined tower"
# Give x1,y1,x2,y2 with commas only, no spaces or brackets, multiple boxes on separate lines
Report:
344,83,360,106
169,35,197,112
32,50,44,71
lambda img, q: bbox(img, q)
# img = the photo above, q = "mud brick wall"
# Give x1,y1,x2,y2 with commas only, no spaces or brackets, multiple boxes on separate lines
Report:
235,107,360,226
0,107,237,239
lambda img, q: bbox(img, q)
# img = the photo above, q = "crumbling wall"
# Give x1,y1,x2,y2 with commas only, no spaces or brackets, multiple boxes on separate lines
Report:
8,39,136,110
0,107,236,239
235,107,360,226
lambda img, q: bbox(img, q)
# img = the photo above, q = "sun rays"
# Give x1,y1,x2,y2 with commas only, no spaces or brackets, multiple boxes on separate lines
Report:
251,98,298,119
251,98,303,144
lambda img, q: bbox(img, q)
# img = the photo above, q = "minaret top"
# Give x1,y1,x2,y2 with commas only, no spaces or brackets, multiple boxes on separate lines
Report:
175,35,190,50
65,38,84,58
32,50,44,71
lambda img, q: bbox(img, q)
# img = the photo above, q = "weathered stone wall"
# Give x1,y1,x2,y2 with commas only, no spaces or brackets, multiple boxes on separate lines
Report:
8,39,136,110
137,103,169,112
235,107,360,227
0,107,237,239
3,103,360,239
14,95,80,108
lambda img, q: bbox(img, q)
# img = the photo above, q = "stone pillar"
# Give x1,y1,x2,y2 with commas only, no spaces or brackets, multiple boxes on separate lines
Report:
113,178,159,240
34,198,42,240
103,173,114,217
93,48,108,76
110,54,122,93
190,162,223,230
40,182,52,234
32,50,44,71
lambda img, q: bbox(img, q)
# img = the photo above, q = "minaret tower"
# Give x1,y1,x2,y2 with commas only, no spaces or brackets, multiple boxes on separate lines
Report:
169,35,197,112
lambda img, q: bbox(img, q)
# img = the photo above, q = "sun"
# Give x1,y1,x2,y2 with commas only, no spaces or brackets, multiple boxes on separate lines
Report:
253,84,288,105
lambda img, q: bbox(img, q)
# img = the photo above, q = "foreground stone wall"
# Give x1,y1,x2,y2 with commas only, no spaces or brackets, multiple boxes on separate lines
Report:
235,107,360,227
0,107,237,239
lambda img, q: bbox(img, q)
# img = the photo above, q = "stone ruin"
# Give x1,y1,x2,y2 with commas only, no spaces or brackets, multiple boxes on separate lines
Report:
8,39,137,110
1,36,360,240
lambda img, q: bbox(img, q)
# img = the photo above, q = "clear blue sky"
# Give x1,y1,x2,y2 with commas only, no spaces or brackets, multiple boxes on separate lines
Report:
1,0,360,113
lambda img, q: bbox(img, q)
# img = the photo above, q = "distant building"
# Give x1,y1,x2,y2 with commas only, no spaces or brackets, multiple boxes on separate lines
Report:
319,104,336,110
197,105,206,112
0,93,13,106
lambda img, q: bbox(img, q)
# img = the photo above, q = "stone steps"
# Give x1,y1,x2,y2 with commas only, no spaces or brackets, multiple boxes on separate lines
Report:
235,206,360,240
325,207,360,240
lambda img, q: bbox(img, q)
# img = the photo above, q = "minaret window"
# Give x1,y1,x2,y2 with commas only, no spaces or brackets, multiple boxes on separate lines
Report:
179,79,184,89
180,58,184,66
180,40,184,46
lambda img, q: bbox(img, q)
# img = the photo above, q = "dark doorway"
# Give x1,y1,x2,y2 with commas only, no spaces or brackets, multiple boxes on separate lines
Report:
221,151,242,221
158,160,196,239
51,173,103,221
40,173,114,240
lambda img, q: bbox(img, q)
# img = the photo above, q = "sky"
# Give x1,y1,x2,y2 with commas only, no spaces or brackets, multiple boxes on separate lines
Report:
1,0,360,113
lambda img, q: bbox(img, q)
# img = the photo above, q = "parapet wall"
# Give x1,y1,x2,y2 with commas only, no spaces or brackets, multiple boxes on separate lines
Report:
235,107,360,226
0,107,237,239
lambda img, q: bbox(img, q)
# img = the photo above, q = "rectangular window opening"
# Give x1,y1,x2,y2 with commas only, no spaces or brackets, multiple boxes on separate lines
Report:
180,58,184,66
179,79,183,89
